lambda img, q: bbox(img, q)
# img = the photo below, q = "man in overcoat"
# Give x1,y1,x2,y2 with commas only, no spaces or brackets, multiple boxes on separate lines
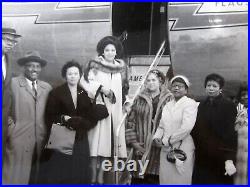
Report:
2,51,52,184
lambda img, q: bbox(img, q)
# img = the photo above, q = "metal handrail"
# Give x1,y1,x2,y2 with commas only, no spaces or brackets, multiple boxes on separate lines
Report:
114,40,166,184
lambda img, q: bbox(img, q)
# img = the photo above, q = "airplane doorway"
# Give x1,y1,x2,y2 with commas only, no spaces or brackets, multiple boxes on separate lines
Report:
112,2,170,56
112,3,172,99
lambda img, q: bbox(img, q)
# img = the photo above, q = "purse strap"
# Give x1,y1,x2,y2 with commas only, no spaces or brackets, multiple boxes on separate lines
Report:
94,85,105,103
168,135,182,149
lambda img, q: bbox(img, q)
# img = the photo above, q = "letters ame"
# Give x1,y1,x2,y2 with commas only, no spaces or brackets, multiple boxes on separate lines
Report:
129,75,143,82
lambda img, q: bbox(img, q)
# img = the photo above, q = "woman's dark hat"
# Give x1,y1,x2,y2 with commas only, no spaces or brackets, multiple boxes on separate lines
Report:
17,51,47,67
96,36,124,58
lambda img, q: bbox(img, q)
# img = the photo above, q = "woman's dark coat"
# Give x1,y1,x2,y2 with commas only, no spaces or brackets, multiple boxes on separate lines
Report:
38,83,97,184
191,94,237,184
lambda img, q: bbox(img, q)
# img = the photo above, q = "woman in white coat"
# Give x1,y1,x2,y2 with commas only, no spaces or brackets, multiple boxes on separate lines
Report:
79,36,128,184
153,75,198,184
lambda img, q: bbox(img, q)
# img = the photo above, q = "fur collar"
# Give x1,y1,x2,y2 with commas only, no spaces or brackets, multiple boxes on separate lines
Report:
89,57,126,74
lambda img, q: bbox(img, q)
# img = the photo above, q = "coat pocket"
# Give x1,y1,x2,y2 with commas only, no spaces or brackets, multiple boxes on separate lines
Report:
7,117,17,138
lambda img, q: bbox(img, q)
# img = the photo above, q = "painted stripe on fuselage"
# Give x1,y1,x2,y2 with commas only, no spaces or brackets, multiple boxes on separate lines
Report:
3,2,111,24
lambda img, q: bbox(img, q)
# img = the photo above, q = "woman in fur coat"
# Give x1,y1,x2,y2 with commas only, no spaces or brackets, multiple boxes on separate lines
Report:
125,69,173,184
79,36,129,184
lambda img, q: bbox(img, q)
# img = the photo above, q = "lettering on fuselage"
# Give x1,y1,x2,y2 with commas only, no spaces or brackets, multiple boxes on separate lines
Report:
129,75,143,82
215,2,248,8
169,2,248,31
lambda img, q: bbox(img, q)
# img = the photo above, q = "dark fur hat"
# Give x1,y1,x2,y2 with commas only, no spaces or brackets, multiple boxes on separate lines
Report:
96,36,124,58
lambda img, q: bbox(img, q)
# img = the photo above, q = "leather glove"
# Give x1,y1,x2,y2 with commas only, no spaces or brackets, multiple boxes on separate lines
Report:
107,90,116,104
225,160,236,176
66,116,83,130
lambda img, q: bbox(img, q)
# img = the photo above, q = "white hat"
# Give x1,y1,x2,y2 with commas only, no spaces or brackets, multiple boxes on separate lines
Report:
170,75,191,88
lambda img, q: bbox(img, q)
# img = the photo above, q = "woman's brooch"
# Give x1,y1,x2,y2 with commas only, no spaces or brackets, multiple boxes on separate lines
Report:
78,90,84,95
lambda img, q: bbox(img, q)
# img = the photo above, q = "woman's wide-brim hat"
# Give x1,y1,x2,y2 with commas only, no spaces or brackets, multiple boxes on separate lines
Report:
17,51,47,67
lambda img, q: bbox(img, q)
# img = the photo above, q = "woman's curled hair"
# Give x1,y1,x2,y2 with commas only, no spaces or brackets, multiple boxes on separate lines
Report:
61,60,83,78
204,73,225,88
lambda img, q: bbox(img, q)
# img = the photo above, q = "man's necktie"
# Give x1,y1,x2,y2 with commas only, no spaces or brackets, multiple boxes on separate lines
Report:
32,81,37,98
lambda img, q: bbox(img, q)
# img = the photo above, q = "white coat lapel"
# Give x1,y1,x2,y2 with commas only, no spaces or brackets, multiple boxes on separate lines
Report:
166,96,187,119
172,96,187,111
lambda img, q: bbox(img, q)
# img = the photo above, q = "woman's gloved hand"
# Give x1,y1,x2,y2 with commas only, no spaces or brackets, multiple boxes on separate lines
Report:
224,160,236,176
153,138,163,148
100,87,116,104
100,86,110,96
107,90,116,104
66,116,83,130
131,142,146,156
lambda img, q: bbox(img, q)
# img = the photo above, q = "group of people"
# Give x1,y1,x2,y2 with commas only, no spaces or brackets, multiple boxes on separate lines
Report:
126,72,248,185
2,22,128,184
2,22,248,185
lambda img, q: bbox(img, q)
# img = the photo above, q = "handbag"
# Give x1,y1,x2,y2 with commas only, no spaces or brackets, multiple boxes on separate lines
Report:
46,122,76,155
166,136,187,163
92,86,109,120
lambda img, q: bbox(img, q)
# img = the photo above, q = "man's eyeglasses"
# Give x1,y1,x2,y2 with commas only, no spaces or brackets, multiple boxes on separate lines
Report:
2,37,18,45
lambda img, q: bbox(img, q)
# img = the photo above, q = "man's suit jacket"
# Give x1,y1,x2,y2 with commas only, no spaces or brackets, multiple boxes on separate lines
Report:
2,54,13,156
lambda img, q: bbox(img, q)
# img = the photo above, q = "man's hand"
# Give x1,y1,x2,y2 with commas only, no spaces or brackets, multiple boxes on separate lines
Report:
8,116,15,126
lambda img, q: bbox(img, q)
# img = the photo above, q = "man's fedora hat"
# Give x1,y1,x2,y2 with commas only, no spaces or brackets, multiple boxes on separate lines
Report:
2,21,22,38
17,51,47,67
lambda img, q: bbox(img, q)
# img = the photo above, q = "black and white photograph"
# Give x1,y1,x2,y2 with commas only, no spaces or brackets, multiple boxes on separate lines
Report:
2,2,248,184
